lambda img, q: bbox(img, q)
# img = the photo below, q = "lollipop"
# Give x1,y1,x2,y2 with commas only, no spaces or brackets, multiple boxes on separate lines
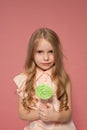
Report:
36,84,53,100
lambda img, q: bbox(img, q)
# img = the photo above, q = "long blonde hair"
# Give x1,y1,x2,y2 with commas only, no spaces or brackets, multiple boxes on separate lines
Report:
23,27,70,111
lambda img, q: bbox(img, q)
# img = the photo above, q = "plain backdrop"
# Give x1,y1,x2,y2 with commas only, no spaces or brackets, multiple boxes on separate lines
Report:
0,0,87,130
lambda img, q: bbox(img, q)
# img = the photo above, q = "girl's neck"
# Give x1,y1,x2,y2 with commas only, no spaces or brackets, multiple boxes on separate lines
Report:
36,67,53,73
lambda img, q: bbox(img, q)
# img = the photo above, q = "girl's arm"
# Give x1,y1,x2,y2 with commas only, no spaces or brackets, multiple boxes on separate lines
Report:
18,97,40,121
55,81,72,123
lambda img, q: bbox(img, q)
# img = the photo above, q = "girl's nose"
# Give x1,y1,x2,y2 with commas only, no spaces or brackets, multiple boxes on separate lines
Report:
44,53,49,60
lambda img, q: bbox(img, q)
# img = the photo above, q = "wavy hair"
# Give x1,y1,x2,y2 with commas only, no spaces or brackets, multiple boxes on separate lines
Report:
23,27,70,111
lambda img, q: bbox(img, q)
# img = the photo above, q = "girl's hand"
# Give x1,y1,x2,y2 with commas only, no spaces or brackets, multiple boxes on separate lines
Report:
39,103,57,122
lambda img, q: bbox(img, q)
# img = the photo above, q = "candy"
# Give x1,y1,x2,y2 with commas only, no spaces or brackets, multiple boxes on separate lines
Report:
36,84,53,100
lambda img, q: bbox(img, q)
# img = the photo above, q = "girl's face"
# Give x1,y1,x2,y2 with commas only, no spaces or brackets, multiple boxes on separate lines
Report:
34,38,55,71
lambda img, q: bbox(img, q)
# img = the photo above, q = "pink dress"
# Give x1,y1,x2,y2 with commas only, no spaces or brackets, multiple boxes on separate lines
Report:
13,69,76,130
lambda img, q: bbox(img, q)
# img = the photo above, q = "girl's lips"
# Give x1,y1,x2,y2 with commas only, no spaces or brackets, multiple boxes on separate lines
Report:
42,63,51,66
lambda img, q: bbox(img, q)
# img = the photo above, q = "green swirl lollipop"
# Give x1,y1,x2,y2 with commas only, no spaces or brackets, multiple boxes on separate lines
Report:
36,84,53,100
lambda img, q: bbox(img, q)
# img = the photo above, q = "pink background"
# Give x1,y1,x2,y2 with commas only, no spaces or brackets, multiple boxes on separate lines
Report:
0,0,87,130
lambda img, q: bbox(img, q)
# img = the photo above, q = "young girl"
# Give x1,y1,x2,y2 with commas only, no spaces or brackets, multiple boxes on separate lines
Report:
13,28,76,130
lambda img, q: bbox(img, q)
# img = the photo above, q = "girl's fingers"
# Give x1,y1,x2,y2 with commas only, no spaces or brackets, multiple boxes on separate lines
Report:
46,103,52,108
39,107,44,112
39,111,46,120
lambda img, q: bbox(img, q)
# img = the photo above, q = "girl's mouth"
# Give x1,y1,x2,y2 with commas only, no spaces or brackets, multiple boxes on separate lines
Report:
42,63,51,66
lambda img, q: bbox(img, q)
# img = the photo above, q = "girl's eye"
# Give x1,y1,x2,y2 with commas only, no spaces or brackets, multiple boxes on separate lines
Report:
37,50,43,53
49,50,53,53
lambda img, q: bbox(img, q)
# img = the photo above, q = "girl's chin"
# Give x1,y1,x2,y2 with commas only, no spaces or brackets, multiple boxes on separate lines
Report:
37,66,53,71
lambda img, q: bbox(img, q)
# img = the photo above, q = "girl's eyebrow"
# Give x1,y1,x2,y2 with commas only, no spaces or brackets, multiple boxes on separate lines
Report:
36,49,53,51
49,50,53,51
36,50,43,53
36,49,43,51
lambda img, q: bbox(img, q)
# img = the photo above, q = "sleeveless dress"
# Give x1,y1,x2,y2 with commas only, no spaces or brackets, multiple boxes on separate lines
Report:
13,69,76,130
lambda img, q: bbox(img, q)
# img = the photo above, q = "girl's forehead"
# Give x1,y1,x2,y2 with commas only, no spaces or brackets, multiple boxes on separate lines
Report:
36,38,53,50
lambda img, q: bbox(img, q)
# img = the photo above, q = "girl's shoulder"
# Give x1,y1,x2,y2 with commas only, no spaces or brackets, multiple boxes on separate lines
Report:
13,72,27,88
13,72,27,79
13,72,28,98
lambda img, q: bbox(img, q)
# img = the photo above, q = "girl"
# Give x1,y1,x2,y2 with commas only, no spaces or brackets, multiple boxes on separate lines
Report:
13,28,76,130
